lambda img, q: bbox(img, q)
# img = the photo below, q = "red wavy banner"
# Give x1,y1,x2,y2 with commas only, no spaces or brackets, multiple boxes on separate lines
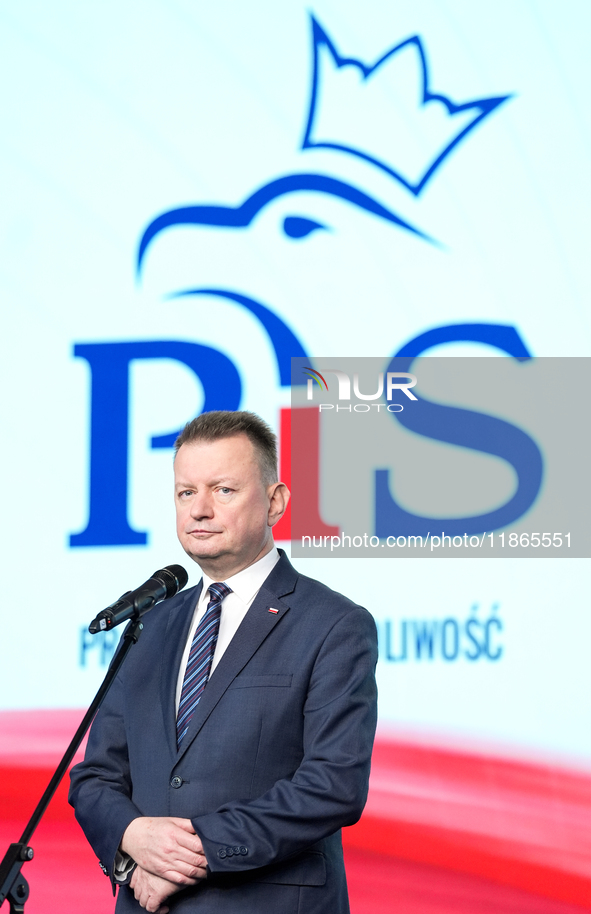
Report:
1,712,590,913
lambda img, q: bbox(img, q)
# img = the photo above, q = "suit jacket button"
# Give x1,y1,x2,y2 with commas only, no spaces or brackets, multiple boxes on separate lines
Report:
239,846,248,855
226,846,234,857
170,776,183,788
218,849,226,859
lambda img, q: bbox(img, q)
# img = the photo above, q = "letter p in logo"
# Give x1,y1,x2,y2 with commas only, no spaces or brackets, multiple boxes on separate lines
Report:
70,341,241,547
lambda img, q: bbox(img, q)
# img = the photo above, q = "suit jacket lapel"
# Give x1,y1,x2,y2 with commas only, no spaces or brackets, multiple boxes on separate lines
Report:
159,581,203,759
176,552,298,761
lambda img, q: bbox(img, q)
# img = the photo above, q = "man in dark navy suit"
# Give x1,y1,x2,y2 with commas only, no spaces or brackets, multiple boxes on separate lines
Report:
70,410,378,913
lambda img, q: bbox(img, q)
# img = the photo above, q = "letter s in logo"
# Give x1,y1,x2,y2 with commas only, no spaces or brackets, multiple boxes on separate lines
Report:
375,323,543,537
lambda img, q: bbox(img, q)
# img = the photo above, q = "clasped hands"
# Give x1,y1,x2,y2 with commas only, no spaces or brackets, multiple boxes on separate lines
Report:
121,816,208,913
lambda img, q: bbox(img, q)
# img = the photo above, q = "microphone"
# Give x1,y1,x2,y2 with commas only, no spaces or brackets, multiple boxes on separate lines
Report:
88,565,189,634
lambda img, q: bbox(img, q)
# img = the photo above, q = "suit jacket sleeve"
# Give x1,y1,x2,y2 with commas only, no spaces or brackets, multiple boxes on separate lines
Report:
69,665,144,877
194,604,378,873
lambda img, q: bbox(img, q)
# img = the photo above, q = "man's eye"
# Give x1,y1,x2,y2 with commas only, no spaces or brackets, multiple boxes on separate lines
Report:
218,487,232,495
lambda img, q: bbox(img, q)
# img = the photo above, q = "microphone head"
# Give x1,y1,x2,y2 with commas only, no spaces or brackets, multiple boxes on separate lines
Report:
153,564,189,598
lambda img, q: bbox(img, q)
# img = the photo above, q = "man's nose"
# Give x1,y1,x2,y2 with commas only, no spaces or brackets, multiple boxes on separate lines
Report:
189,490,214,520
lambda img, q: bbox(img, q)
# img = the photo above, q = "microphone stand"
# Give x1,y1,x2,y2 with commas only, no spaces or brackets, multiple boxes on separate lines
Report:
0,618,144,913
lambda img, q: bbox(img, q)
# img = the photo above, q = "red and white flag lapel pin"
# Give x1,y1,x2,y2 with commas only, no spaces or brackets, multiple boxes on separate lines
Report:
268,607,279,614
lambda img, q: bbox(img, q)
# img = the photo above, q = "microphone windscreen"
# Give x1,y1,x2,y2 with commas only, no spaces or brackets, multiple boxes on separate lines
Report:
154,564,189,598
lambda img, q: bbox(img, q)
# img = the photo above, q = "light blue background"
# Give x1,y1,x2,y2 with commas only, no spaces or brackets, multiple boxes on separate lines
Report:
1,1,589,762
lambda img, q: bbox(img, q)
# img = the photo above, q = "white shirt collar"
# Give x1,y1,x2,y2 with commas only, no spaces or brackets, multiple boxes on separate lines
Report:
200,547,280,606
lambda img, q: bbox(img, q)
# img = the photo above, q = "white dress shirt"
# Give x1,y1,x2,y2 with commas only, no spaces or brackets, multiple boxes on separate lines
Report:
175,546,280,712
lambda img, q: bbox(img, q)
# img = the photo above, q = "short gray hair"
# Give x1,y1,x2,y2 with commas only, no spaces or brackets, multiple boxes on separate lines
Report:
174,411,278,484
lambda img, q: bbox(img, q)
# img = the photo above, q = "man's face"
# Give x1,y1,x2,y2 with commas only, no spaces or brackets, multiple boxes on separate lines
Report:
174,433,282,579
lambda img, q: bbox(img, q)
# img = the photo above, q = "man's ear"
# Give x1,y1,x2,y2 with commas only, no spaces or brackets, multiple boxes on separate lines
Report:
267,482,290,527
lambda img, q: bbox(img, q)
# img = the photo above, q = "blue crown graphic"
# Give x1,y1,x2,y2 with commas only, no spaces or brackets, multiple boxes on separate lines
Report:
302,16,512,196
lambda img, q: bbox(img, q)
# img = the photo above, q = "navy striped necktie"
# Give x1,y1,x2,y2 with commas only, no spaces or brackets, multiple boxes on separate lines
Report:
176,582,232,748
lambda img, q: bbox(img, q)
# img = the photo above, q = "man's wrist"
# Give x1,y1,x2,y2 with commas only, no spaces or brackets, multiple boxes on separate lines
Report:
114,849,137,884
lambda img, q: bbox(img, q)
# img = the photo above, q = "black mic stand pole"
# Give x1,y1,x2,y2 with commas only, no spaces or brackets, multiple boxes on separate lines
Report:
0,617,144,913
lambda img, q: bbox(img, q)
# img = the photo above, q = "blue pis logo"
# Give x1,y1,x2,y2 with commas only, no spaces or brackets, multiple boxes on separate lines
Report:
70,16,542,548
